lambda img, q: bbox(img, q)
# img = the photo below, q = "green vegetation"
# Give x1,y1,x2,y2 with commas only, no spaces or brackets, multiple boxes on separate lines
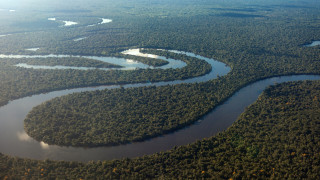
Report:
23,6,320,146
25,84,217,147
2,80,320,179
1,0,320,178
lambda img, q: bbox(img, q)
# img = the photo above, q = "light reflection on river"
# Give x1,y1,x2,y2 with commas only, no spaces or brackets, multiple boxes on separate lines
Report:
304,41,320,47
0,49,187,70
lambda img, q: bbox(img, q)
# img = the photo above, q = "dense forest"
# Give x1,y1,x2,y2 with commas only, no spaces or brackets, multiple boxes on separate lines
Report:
23,8,320,146
2,80,320,179
1,0,320,179
0,1,320,108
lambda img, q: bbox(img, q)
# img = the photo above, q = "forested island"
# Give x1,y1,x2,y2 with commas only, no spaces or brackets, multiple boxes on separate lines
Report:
0,0,320,179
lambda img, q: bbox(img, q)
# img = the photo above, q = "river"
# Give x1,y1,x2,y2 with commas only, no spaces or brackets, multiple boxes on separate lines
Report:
0,49,229,161
1,49,187,71
0,49,318,162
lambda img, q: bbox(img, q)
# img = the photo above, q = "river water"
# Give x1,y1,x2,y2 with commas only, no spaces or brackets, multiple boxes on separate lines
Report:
304,41,320,47
0,49,318,162
1,49,187,70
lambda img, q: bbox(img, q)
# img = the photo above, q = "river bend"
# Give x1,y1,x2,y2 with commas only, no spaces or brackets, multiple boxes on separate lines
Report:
0,49,229,161
0,49,319,162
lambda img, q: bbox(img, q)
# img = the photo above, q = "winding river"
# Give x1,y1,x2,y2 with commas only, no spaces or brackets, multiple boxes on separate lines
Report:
0,49,319,162
1,49,187,71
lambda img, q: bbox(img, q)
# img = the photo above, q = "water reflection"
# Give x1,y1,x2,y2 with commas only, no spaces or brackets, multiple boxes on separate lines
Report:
123,49,187,69
88,18,112,27
73,37,87,42
0,34,11,38
126,59,139,64
304,41,320,47
62,21,78,27
40,142,50,150
99,18,112,24
26,48,40,51
47,17,78,27
15,63,105,70
17,131,32,142
1,49,187,71
123,49,160,59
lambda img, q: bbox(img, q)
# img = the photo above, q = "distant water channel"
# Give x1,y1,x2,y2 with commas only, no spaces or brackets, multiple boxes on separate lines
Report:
0,49,319,162
304,41,320,47
1,49,187,70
